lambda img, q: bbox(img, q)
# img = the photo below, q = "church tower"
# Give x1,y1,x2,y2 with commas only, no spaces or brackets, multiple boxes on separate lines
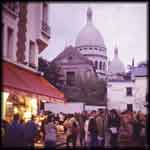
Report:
75,7,107,79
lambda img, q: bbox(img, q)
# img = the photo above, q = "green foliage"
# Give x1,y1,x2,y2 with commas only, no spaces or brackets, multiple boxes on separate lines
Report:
38,57,63,89
63,77,107,106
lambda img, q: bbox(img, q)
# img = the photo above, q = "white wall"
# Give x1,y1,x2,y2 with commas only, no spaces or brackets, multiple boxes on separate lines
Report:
107,81,136,112
134,77,147,113
107,79,147,113
44,102,84,114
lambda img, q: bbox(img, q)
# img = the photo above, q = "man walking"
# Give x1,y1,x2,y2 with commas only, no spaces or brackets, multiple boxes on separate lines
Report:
24,115,38,147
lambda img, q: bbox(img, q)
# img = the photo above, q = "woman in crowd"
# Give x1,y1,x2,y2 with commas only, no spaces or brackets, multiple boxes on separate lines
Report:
132,111,146,147
3,114,25,147
88,116,98,148
118,113,133,147
44,114,56,148
78,113,86,146
108,109,120,147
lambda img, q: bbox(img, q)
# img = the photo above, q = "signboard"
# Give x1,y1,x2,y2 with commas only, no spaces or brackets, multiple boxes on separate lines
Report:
44,102,84,114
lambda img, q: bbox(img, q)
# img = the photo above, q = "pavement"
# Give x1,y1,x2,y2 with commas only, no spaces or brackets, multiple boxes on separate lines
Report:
34,132,81,148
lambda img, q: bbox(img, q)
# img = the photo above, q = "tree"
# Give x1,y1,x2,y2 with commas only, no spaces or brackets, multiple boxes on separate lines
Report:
38,57,64,89
62,76,107,106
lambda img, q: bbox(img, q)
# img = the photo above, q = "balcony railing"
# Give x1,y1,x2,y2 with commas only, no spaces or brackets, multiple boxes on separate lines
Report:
3,2,19,17
42,21,50,38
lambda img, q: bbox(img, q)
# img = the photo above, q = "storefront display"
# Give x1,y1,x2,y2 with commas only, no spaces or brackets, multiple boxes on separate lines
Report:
2,91,38,122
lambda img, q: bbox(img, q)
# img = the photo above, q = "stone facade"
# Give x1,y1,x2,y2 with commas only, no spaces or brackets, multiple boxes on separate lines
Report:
52,45,97,86
2,2,50,71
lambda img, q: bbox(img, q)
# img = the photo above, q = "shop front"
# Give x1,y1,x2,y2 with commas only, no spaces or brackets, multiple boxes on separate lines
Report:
2,61,66,123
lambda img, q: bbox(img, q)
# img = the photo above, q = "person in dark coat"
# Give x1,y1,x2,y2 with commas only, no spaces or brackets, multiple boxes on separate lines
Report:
88,117,98,148
108,109,120,147
24,115,38,147
1,119,9,147
4,114,25,147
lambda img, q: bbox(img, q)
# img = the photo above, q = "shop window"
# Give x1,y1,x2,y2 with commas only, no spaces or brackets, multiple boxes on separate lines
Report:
29,40,36,68
126,87,132,96
66,72,75,86
7,26,14,59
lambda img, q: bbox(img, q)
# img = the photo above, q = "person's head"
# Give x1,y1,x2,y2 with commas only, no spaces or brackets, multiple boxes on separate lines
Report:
110,109,118,118
91,110,97,118
46,114,54,123
31,115,36,121
97,108,104,116
13,114,20,122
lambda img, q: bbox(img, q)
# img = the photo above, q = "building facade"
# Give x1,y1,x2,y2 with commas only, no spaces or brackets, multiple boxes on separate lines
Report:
107,49,147,113
2,2,65,122
52,45,97,87
2,2,50,69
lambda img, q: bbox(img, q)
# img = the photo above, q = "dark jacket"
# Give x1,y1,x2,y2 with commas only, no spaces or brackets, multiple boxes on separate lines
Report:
108,114,120,128
24,120,38,141
4,120,25,147
88,118,98,135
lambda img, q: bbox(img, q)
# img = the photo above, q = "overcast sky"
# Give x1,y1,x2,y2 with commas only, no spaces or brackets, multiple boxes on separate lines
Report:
40,2,147,70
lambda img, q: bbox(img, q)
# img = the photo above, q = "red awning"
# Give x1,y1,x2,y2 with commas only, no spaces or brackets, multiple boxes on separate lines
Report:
2,61,66,102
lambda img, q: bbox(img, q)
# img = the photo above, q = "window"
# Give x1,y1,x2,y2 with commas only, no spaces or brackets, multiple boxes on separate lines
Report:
126,87,132,96
7,27,13,59
89,48,92,50
29,41,36,68
66,72,75,86
42,3,48,23
127,104,133,112
95,60,98,69
68,56,72,60
103,62,105,71
99,61,102,70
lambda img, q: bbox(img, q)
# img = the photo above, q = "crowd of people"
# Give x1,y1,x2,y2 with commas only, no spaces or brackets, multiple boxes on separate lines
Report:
1,109,147,148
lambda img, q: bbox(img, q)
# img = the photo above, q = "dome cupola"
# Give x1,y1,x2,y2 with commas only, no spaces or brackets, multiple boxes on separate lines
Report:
108,46,125,74
75,7,105,48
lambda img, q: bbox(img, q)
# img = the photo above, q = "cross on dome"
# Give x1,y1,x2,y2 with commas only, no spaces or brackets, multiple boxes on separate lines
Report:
87,7,93,23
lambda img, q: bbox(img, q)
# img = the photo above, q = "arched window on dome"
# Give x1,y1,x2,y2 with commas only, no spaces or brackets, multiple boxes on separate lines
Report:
99,61,102,70
95,60,98,69
103,62,106,71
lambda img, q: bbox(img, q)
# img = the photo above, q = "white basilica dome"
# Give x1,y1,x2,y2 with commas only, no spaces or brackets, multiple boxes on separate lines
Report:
75,7,105,48
108,47,125,74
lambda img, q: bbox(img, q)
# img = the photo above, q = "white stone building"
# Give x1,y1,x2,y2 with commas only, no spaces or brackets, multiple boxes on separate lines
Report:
75,7,107,79
107,47,147,113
